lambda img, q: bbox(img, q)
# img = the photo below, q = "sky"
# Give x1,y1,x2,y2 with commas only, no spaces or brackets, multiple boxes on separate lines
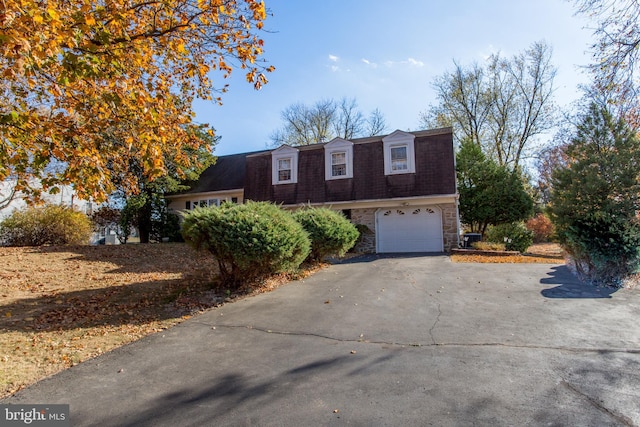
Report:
193,0,596,156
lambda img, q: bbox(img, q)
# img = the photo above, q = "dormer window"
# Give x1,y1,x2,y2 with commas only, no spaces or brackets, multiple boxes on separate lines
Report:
383,130,416,175
272,145,299,184
277,158,292,181
331,152,347,176
390,146,408,171
324,138,353,180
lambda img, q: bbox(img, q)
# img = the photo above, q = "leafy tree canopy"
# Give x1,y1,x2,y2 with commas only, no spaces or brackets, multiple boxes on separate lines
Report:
0,0,273,202
457,139,534,234
113,125,218,243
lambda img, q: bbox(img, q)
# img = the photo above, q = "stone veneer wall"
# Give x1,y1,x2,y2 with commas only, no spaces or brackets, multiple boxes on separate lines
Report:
439,202,459,252
350,208,377,253
350,203,459,254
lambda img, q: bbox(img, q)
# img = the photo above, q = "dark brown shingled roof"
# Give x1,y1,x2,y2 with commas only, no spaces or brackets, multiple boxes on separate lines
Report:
243,128,456,204
180,150,269,195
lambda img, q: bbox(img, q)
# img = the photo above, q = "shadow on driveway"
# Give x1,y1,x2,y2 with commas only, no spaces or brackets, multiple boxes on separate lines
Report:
540,265,618,299
83,353,398,427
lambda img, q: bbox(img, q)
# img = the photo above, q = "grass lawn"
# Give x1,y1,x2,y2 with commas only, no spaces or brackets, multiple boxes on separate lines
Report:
0,242,564,398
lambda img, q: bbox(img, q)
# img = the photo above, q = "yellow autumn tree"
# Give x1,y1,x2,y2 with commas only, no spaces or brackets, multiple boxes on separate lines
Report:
0,0,273,201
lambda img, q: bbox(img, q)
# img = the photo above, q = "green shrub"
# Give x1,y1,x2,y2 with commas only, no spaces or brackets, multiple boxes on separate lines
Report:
181,201,310,286
292,207,359,261
485,222,534,253
0,205,92,246
560,213,640,287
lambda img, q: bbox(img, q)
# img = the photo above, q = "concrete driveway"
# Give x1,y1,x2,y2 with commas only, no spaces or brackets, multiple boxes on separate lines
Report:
4,255,640,426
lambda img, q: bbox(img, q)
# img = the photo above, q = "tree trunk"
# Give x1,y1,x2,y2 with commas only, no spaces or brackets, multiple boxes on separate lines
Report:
137,192,153,244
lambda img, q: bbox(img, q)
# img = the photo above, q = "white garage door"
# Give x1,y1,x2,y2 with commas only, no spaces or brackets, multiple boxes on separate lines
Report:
376,206,443,253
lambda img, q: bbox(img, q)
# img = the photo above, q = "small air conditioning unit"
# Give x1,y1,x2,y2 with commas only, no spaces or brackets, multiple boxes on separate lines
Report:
462,233,482,248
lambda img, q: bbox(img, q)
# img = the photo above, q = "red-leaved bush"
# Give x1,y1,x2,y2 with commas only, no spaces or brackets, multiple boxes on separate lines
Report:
526,213,555,243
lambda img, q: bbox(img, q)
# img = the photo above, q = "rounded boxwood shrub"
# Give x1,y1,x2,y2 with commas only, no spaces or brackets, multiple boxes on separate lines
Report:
485,222,534,253
181,201,310,286
292,207,359,261
0,205,92,246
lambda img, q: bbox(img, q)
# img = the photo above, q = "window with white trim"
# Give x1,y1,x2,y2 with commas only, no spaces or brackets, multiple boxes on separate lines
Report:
185,198,222,210
324,138,353,180
390,146,408,171
277,158,292,181
331,152,347,177
383,130,416,175
272,145,299,184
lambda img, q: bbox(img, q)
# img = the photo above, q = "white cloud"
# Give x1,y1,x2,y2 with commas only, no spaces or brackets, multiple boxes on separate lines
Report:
361,58,378,68
384,57,426,68
327,55,424,73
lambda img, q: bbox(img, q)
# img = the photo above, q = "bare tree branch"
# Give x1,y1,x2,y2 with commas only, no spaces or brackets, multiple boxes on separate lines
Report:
334,98,365,139
366,108,387,136
0,179,18,212
270,98,387,146
420,41,557,170
574,0,640,110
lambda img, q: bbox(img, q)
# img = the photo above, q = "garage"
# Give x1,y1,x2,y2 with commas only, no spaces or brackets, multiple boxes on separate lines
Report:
376,206,444,253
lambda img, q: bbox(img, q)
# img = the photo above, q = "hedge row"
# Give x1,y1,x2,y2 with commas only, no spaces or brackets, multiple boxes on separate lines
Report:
181,202,359,286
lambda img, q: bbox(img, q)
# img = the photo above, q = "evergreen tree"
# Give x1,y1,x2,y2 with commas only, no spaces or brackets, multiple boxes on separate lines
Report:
550,103,640,285
457,139,534,234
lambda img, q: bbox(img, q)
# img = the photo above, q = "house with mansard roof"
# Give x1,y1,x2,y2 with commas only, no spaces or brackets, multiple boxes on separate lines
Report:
167,128,460,253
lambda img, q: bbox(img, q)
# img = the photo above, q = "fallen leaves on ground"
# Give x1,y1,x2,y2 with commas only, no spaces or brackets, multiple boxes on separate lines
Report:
0,243,317,398
451,243,565,264
0,243,563,396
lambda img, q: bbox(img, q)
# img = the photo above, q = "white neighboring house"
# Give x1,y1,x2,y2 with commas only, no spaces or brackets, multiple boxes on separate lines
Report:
0,180,94,219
